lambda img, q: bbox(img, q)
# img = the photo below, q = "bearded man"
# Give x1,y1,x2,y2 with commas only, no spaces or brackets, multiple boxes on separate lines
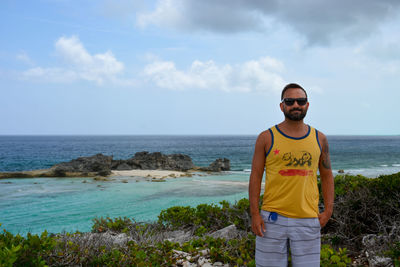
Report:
249,83,334,267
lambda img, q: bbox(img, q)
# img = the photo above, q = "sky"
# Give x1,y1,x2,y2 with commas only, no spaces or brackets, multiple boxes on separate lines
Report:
1,0,400,135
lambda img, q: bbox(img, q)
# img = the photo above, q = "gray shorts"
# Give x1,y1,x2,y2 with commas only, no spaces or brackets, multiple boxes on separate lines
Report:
255,210,321,267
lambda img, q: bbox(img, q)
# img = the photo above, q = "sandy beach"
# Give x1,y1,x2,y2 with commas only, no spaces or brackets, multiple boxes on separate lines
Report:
111,169,187,179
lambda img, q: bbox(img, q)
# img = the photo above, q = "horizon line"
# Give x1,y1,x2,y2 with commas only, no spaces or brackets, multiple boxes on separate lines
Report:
0,133,399,137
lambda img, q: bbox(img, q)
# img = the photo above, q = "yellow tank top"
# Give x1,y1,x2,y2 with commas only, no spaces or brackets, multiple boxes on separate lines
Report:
261,125,322,218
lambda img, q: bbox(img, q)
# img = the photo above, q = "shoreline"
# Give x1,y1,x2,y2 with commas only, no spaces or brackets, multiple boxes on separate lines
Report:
111,169,189,179
0,168,201,180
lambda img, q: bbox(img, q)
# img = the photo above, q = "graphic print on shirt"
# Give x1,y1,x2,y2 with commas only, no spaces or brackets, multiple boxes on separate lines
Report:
278,150,314,177
282,151,312,167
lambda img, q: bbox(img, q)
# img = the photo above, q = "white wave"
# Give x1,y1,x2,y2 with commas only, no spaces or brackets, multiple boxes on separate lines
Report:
340,166,400,178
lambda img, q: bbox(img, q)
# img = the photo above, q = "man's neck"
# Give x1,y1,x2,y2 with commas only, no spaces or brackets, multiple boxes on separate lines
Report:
278,120,308,137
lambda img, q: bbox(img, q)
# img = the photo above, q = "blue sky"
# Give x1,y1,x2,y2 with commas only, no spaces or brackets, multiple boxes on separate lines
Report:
1,0,400,135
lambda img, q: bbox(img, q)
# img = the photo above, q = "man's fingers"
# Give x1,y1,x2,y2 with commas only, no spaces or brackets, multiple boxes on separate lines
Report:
251,216,266,236
258,225,264,237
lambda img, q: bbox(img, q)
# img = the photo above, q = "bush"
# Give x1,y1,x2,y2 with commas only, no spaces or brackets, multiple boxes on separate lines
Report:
158,198,251,233
320,244,351,267
321,172,400,249
92,217,133,233
0,225,56,267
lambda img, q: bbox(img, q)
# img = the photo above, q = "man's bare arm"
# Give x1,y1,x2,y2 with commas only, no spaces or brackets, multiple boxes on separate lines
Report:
318,132,334,228
249,131,270,236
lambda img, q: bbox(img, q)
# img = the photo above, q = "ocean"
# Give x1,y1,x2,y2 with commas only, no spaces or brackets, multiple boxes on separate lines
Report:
1,135,400,235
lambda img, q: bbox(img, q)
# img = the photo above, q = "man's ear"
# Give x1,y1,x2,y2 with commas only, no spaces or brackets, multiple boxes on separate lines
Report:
280,102,284,112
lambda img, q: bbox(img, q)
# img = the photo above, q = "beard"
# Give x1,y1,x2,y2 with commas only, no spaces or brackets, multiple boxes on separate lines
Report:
284,107,307,121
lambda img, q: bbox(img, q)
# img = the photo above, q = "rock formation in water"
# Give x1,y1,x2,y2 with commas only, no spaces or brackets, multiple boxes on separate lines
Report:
112,151,195,171
0,152,231,178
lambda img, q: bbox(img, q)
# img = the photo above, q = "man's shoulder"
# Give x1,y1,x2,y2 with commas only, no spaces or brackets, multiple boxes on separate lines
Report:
258,128,272,137
256,130,273,147
313,128,328,144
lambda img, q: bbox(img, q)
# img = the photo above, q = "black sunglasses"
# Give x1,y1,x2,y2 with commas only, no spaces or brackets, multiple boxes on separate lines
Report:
282,98,308,106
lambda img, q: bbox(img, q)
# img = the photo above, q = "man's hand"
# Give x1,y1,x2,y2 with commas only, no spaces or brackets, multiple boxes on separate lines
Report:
318,210,332,228
251,213,266,237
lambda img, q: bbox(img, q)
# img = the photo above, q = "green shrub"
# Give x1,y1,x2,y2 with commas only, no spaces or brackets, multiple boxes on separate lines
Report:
320,244,351,267
158,205,196,228
0,225,56,267
385,241,400,267
92,216,133,233
158,199,251,233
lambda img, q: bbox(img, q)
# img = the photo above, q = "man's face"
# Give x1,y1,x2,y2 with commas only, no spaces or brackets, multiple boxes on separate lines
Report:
280,88,309,121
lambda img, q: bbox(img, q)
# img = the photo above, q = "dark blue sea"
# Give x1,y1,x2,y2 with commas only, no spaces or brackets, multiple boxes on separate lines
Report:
0,135,399,235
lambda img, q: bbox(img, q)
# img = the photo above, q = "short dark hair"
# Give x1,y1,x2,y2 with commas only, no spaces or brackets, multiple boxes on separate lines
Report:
281,83,307,100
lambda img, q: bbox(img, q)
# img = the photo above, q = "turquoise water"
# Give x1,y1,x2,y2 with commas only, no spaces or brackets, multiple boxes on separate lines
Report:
1,135,400,235
0,173,249,235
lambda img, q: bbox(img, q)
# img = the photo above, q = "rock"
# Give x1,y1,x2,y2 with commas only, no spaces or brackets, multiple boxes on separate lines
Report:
182,262,197,267
71,231,132,247
0,151,232,179
198,257,213,266
121,151,195,171
198,257,207,266
51,153,113,174
208,224,238,240
200,249,210,256
101,232,131,246
97,170,111,176
338,169,344,173
362,234,393,267
93,177,112,181
115,162,132,170
151,179,166,182
165,230,192,244
200,158,230,172
173,249,191,258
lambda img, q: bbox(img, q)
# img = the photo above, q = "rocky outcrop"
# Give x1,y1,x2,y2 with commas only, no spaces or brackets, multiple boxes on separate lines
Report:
207,224,238,240
0,152,230,178
199,158,230,172
48,152,195,175
115,151,195,171
51,153,113,176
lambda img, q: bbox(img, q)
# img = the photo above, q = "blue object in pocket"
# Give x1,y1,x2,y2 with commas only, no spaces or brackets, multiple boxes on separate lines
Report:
268,212,278,222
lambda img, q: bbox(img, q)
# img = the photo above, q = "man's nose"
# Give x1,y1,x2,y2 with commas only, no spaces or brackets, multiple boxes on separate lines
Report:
292,101,301,107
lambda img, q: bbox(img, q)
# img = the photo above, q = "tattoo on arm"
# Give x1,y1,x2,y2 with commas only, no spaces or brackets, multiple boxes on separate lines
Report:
321,140,332,169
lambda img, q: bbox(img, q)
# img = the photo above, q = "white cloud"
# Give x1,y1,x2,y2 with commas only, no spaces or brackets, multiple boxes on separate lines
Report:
16,51,34,65
23,36,129,85
23,67,78,83
143,56,286,93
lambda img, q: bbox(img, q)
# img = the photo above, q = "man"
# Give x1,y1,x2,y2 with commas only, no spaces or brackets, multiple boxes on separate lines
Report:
249,83,334,267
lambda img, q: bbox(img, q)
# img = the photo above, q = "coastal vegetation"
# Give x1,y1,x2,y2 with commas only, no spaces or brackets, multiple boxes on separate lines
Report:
1,172,399,266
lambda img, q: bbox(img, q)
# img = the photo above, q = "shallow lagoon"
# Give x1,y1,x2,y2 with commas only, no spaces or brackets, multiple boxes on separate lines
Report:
0,172,249,235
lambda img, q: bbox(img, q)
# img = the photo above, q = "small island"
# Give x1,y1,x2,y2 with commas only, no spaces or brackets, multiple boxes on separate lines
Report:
0,151,231,179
